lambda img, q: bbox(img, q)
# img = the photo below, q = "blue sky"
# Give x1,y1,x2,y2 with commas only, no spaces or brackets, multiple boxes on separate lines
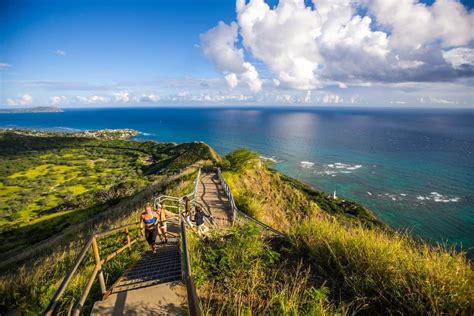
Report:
1,0,473,107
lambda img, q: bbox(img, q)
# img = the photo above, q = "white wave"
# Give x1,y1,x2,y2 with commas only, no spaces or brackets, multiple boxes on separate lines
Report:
142,132,154,136
260,155,282,163
346,164,362,170
400,193,407,196
417,192,460,203
54,126,82,132
300,161,315,168
367,192,372,196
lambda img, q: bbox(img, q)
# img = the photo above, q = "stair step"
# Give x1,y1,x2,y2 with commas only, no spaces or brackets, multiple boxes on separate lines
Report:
124,268,181,279
112,275,182,293
118,272,182,286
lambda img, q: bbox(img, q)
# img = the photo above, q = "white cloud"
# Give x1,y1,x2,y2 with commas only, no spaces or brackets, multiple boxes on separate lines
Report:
113,91,134,103
370,0,474,50
390,100,407,104
200,21,262,92
0,63,12,70
303,90,312,103
236,0,322,89
201,0,474,91
6,94,33,106
54,49,66,56
225,73,239,89
140,94,161,102
419,96,456,104
323,94,343,104
76,95,108,104
49,95,67,106
442,48,474,69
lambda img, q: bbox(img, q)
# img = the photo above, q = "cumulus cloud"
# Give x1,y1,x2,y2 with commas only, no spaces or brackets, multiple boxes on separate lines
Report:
54,49,66,56
76,95,108,104
140,94,161,102
6,94,33,106
323,94,343,104
49,95,67,106
419,96,457,104
113,91,134,103
0,63,12,70
443,48,474,69
200,21,262,92
201,0,474,90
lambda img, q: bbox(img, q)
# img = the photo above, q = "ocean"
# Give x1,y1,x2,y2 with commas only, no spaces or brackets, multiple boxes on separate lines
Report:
1,106,473,256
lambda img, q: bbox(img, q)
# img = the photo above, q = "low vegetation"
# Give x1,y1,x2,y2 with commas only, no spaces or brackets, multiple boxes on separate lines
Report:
0,129,217,314
1,133,472,314
209,148,473,314
0,129,215,255
189,225,339,315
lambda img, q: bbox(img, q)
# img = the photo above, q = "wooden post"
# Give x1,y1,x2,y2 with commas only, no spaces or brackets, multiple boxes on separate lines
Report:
91,236,106,295
125,227,131,251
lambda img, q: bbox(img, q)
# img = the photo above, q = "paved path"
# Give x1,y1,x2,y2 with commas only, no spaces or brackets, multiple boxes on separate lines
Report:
92,170,234,315
195,170,233,228
91,217,186,315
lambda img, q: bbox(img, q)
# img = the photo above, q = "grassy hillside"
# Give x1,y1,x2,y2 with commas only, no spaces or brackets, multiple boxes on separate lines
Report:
0,170,199,314
0,129,217,255
193,148,473,314
220,148,382,231
0,129,216,314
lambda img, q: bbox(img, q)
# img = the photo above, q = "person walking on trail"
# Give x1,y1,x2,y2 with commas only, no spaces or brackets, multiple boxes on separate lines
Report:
155,203,173,244
140,203,159,252
195,205,212,236
182,196,194,229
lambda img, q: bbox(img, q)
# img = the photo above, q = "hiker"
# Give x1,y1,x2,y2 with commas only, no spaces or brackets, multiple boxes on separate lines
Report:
182,196,194,228
140,203,158,252
155,203,171,243
194,205,212,236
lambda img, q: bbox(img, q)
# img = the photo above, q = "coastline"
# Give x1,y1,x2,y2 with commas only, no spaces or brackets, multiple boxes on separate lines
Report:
1,105,472,257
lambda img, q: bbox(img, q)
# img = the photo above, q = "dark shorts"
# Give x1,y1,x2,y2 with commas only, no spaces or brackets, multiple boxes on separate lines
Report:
145,226,158,245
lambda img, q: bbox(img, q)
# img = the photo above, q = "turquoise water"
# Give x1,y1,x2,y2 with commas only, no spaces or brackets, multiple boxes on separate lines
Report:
1,107,473,256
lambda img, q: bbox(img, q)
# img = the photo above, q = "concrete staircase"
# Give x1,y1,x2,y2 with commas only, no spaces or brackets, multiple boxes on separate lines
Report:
195,171,233,228
110,241,181,294
91,170,235,315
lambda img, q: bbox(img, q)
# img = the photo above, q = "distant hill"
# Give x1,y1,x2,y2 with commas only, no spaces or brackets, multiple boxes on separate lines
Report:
0,106,63,114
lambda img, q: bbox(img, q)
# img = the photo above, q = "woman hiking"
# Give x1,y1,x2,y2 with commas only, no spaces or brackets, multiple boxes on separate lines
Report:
140,203,159,252
194,205,213,236
155,203,171,244
182,196,194,229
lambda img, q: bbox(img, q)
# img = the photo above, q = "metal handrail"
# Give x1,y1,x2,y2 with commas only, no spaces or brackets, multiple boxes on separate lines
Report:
43,222,141,315
180,220,201,316
216,168,284,237
177,167,202,316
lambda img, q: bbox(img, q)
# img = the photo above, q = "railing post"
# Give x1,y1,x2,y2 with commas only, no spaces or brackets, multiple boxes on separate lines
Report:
91,236,106,295
125,227,131,251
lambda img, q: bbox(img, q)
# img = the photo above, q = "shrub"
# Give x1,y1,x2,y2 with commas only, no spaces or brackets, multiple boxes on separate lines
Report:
225,148,258,172
290,218,474,314
188,225,340,315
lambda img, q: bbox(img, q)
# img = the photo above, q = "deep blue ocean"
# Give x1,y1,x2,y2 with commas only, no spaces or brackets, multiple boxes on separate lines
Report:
1,107,473,256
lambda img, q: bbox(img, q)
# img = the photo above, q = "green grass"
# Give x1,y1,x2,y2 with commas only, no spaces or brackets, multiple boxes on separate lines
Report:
290,218,473,314
0,168,199,314
188,225,339,315
217,148,474,314
0,130,218,255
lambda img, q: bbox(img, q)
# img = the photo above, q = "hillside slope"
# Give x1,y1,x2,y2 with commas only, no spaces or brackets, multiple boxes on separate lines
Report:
0,129,218,256
222,149,382,232
192,148,474,314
